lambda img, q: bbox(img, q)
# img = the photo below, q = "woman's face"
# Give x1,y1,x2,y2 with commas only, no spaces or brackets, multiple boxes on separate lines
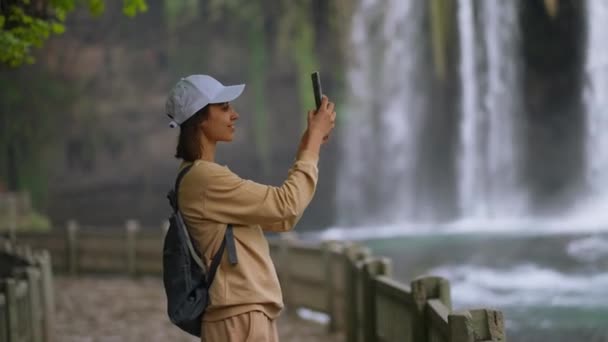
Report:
201,102,239,142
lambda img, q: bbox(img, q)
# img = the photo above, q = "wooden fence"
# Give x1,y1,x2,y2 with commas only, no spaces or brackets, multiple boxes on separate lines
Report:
271,234,505,342
0,239,55,342
12,220,506,342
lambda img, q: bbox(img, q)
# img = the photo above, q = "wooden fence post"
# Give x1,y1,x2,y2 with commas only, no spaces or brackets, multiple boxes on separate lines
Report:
66,220,79,275
5,278,18,342
38,250,55,342
343,243,371,342
362,257,392,342
14,244,23,259
24,245,35,264
25,267,43,342
1,239,12,254
343,243,356,342
322,240,340,333
0,293,7,342
18,191,31,216
278,232,297,313
411,276,452,342
7,194,17,244
126,219,140,277
449,309,505,342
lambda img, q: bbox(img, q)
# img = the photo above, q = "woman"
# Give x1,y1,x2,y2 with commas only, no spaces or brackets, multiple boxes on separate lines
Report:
165,74,336,342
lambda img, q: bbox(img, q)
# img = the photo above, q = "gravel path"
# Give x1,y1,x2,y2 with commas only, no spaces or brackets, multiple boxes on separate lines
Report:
54,276,343,342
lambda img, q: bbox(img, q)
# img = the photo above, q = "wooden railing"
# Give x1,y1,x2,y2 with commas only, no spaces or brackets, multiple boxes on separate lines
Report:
270,235,506,342
0,239,55,342
11,221,506,342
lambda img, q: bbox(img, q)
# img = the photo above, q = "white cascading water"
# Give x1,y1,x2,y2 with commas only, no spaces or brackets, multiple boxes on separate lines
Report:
337,0,425,225
583,0,608,219
338,0,528,226
457,0,528,219
330,3,608,336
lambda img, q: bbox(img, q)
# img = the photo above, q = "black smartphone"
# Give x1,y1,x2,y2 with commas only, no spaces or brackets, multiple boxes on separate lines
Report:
311,71,323,110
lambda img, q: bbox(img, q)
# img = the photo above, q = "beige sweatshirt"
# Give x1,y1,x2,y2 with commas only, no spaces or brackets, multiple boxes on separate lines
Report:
177,150,319,322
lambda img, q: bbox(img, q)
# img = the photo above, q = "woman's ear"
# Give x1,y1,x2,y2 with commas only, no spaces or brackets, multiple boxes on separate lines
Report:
199,118,211,139
200,117,209,130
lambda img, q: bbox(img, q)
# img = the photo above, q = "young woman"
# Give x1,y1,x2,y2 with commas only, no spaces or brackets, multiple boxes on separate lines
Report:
165,74,336,342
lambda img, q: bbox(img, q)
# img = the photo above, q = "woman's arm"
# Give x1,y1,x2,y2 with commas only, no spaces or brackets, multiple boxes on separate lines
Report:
260,158,312,232
183,96,336,228
189,147,319,226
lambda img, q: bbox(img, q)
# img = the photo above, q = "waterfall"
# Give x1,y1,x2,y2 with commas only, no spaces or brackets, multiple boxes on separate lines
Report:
337,0,606,227
585,0,608,201
337,0,427,225
338,0,527,226
457,0,528,219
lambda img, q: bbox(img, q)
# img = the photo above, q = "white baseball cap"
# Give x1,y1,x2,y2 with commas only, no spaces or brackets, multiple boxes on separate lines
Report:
165,74,245,128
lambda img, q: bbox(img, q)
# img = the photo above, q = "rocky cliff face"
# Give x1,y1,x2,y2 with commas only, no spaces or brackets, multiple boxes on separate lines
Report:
42,1,353,229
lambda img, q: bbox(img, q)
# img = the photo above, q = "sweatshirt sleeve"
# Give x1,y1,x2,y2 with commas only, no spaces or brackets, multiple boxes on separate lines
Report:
261,209,303,232
193,151,319,226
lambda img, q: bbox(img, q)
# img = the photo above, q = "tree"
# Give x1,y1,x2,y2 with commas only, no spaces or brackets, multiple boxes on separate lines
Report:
0,0,147,210
0,0,147,67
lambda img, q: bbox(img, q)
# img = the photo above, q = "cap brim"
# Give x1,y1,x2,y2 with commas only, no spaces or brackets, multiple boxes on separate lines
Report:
211,84,245,104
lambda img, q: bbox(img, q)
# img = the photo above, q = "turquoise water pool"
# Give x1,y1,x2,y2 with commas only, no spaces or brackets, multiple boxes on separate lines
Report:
352,231,608,341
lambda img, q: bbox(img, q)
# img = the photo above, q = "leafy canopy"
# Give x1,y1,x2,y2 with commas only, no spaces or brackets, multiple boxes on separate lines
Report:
0,0,147,67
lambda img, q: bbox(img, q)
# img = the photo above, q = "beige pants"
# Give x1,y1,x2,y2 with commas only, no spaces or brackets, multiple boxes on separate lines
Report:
202,311,279,342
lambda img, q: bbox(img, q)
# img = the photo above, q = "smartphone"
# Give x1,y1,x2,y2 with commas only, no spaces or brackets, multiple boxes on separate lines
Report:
311,71,329,141
311,71,323,110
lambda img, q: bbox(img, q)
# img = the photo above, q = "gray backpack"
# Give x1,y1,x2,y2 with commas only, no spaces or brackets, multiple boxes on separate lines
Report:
162,164,238,337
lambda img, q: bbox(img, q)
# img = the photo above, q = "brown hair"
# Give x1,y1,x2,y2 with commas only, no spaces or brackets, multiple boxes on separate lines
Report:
174,105,210,161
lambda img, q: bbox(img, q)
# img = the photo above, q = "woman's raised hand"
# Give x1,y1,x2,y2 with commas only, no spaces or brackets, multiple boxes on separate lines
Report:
307,95,336,144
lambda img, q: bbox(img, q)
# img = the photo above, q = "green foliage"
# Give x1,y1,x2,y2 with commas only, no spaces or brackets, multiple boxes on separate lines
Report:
185,0,336,156
123,0,147,17
206,0,259,21
0,68,75,207
164,0,198,31
0,0,147,67
87,0,106,15
0,211,51,232
291,6,318,128
429,0,452,81
259,1,319,128
248,15,271,176
24,211,52,231
0,6,51,66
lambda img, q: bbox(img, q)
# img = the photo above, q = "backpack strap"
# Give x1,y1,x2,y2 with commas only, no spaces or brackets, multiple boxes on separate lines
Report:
207,224,236,288
224,224,238,265
173,164,194,211
171,163,239,280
